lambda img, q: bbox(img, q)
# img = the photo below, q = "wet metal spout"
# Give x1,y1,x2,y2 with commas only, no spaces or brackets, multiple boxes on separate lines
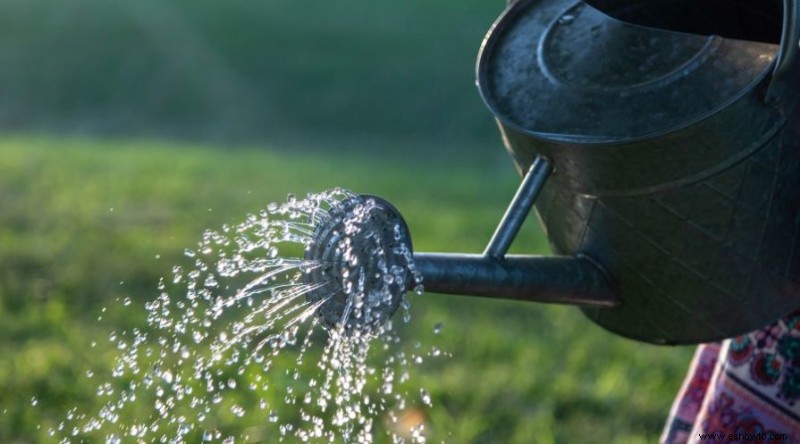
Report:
413,253,619,307
411,155,620,308
305,154,620,334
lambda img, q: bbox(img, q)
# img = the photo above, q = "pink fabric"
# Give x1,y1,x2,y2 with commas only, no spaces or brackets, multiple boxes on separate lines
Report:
662,310,800,443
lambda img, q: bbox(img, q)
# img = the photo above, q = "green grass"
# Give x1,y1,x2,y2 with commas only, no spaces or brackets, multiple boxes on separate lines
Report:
0,137,694,443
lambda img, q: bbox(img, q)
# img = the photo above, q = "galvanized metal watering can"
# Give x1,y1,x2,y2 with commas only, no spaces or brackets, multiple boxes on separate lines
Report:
309,0,800,345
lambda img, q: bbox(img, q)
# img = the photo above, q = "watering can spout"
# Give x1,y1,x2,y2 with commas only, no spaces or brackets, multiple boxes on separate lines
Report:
412,155,618,308
304,154,619,335
412,253,618,308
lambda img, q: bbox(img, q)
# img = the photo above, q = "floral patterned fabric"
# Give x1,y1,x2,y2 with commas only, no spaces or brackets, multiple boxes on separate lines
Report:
662,310,800,443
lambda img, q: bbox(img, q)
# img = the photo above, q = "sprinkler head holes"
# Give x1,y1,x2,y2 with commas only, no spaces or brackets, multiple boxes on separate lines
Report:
304,195,415,335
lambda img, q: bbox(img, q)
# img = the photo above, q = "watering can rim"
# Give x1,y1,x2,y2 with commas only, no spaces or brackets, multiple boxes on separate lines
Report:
475,0,800,147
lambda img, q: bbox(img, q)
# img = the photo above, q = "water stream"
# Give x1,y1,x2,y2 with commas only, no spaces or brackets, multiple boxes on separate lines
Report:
52,188,441,443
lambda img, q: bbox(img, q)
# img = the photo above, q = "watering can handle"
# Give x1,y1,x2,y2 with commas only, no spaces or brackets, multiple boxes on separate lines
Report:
766,0,800,104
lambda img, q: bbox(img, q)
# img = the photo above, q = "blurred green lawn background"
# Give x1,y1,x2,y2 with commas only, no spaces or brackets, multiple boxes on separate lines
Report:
0,0,694,442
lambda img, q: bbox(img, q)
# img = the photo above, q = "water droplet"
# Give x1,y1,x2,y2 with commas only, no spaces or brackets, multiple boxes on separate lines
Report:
420,389,431,406
230,404,246,417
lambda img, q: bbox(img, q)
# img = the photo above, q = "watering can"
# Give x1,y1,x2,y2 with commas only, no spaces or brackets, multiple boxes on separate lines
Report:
308,0,800,345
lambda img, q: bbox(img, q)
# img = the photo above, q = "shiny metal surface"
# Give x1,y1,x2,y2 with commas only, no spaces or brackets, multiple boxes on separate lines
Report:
484,156,552,259
414,253,618,307
477,0,800,343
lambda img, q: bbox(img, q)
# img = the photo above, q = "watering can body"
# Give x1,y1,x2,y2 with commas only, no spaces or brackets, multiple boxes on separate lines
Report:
476,0,800,344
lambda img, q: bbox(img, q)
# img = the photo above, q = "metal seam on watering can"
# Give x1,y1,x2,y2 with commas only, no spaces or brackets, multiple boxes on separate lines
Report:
495,118,787,198
476,0,800,343
537,2,725,96
766,0,800,103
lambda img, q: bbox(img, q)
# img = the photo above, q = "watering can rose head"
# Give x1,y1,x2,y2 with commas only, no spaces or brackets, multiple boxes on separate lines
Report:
303,194,419,336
